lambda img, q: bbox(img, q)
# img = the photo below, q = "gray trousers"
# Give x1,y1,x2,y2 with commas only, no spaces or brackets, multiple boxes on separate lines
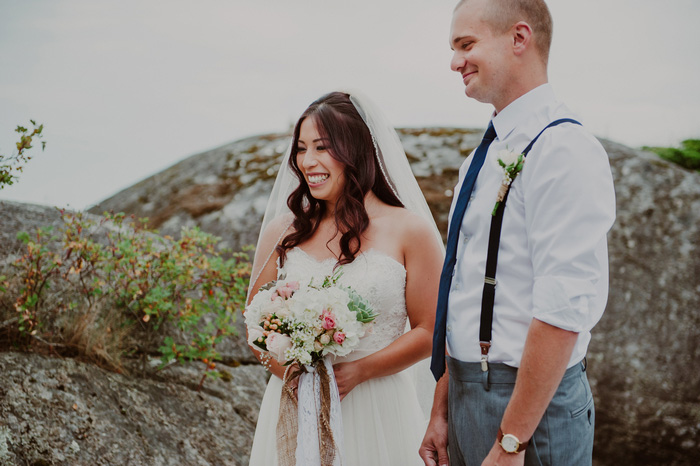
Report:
446,356,594,466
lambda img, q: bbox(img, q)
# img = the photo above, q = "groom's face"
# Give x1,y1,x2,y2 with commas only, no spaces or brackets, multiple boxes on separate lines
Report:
450,0,513,109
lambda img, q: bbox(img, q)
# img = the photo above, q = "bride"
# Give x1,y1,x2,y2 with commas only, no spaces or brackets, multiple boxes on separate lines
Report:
246,91,444,465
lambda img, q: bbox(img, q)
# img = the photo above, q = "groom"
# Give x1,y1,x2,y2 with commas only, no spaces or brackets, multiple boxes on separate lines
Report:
420,1,616,465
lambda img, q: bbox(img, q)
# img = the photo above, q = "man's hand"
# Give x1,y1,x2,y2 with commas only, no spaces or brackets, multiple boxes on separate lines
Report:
419,415,450,466
481,442,525,466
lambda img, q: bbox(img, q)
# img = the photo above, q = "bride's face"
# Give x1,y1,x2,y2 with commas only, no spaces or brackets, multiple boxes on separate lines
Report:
296,116,346,205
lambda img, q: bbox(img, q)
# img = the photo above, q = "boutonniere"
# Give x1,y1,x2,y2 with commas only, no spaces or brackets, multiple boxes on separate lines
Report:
492,149,525,216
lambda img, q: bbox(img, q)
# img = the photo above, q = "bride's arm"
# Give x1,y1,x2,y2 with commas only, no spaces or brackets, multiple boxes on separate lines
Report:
245,216,294,382
333,215,443,400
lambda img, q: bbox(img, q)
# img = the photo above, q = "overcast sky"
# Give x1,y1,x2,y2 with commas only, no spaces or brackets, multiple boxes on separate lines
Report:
1,0,698,210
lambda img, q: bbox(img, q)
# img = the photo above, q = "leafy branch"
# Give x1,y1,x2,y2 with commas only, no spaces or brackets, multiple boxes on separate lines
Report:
0,120,46,189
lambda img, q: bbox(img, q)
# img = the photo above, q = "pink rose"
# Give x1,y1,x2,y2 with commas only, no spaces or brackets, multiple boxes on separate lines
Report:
265,332,293,363
321,309,337,330
333,332,346,344
275,281,300,300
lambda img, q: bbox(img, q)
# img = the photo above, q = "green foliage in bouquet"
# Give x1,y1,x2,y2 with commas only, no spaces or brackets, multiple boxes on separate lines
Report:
644,139,700,171
316,268,377,323
0,120,46,189
346,289,377,324
2,210,251,386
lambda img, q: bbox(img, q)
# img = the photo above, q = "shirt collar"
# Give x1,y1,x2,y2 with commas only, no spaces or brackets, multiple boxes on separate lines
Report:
491,83,556,141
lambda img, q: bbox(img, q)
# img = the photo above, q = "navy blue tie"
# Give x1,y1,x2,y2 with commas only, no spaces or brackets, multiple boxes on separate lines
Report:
430,122,497,380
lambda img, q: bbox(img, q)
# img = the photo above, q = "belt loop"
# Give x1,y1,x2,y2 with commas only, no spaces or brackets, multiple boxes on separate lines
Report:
481,367,490,391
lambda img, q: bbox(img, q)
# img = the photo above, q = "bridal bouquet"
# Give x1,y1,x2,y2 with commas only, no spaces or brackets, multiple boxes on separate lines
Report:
245,268,376,367
245,268,376,466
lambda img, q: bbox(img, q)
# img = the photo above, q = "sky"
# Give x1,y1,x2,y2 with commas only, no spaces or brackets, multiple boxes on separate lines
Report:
1,0,698,210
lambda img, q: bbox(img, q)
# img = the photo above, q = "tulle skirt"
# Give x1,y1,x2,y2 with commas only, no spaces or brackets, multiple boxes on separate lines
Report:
248,368,427,466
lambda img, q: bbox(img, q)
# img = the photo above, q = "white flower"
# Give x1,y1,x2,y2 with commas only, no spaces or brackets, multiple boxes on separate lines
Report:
497,149,519,166
247,327,264,347
269,298,290,318
266,333,293,363
492,148,526,216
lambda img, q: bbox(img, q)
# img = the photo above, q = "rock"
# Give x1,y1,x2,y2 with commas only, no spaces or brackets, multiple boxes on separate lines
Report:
88,128,483,248
89,134,293,253
588,141,700,465
0,200,67,258
0,351,267,466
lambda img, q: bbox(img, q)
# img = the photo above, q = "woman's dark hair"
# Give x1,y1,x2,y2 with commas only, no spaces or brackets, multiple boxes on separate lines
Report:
277,91,403,266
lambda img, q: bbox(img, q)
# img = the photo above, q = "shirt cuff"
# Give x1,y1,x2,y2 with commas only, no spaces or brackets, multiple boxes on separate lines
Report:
532,275,597,332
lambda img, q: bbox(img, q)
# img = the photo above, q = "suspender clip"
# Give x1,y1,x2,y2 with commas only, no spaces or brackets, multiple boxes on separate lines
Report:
479,341,491,372
484,276,497,286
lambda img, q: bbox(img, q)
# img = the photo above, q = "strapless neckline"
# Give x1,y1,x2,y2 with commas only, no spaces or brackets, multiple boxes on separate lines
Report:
290,246,406,273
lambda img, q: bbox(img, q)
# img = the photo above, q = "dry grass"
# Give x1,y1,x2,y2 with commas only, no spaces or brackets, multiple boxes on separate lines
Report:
60,307,135,374
0,258,136,373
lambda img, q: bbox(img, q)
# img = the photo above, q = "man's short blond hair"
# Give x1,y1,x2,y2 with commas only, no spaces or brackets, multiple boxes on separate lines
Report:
455,0,553,64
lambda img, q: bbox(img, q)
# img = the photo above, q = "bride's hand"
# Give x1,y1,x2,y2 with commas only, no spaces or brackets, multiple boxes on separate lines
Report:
289,375,300,401
332,361,365,401
281,363,301,400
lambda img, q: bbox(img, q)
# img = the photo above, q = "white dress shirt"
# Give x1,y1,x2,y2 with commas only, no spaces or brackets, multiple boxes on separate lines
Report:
445,84,616,369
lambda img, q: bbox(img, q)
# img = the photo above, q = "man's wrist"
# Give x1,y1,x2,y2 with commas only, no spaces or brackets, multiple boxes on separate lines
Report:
430,373,450,420
497,427,529,454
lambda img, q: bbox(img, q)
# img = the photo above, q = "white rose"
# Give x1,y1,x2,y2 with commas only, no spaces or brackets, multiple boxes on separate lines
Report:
319,333,331,345
497,149,520,166
269,298,290,318
266,333,293,363
247,327,264,347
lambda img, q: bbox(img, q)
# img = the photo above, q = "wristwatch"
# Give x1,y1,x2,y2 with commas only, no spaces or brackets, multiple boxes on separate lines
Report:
497,427,529,454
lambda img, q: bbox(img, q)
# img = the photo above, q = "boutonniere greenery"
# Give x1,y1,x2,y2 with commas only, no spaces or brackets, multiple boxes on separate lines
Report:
492,149,525,216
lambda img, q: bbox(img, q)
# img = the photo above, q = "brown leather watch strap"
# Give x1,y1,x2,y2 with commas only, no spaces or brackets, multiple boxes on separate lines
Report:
497,427,530,453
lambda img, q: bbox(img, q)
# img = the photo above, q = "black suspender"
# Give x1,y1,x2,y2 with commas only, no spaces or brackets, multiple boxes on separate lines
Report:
478,118,582,383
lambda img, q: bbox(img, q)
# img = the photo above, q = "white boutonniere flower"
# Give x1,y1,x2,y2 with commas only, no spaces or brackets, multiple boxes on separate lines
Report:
492,149,525,216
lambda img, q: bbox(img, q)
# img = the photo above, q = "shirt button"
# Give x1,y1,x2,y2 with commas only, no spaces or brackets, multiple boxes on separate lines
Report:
463,236,469,244
447,324,452,333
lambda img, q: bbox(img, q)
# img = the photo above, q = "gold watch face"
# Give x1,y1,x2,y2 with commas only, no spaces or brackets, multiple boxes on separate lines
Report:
501,434,519,453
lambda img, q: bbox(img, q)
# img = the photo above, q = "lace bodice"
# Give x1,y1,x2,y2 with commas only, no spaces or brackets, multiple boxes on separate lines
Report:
278,247,408,358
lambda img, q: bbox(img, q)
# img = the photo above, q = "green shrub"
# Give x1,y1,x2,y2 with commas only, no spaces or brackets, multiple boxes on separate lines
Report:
644,139,700,171
2,210,251,384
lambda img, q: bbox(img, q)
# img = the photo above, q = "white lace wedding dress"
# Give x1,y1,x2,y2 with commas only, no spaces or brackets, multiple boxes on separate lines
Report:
248,247,428,466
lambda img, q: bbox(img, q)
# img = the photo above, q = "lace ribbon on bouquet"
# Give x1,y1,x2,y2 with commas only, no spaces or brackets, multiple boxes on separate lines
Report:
277,357,344,466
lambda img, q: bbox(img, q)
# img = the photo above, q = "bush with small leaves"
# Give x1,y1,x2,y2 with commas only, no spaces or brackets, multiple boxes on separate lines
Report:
2,209,251,385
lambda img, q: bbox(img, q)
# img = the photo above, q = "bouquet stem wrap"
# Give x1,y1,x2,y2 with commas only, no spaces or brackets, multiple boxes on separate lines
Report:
277,357,343,466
